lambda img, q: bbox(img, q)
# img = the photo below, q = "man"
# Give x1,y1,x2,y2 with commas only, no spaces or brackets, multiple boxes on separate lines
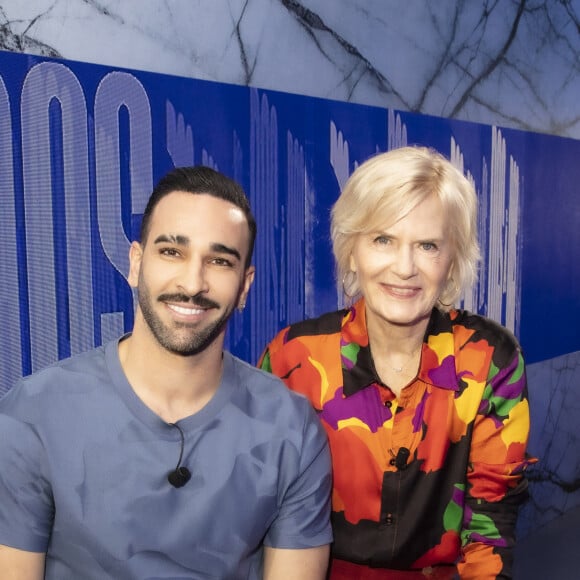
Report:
0,166,332,579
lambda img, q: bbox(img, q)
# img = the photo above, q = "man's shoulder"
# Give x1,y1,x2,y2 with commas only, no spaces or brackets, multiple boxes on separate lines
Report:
226,353,317,415
23,343,108,384
2,342,112,410
228,353,299,395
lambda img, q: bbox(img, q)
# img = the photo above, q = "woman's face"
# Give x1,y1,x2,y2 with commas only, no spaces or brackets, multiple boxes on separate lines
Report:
350,194,454,331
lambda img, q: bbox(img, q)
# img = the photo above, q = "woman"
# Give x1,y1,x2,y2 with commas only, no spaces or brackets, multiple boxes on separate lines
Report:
259,146,533,579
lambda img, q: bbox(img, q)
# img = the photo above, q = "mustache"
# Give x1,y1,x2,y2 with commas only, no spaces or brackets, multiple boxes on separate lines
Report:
158,293,220,310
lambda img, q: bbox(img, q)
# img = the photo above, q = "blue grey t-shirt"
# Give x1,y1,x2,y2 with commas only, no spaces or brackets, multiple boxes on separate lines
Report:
0,340,332,579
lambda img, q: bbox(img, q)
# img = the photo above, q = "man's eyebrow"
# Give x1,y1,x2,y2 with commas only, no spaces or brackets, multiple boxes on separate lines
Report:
151,236,242,261
153,234,189,246
211,242,241,261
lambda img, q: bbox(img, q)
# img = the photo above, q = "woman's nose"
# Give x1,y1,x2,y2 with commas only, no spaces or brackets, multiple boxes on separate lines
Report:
392,246,416,278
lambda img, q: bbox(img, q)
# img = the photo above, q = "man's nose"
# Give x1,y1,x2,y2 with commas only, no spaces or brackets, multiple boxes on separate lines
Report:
176,259,210,296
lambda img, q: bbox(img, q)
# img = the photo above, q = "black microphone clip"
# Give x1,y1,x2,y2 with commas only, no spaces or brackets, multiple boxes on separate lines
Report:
167,422,191,488
168,466,191,488
395,447,410,471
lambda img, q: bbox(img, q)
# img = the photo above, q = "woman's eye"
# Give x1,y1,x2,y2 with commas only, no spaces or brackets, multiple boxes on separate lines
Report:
421,242,437,251
373,235,390,245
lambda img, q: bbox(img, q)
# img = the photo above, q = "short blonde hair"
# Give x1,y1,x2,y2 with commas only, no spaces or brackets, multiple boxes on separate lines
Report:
331,146,480,310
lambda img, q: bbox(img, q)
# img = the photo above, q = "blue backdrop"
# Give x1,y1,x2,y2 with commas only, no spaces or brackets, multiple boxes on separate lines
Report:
1,50,579,537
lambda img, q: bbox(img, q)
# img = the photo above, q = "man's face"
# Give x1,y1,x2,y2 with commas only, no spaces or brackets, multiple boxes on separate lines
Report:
128,191,255,356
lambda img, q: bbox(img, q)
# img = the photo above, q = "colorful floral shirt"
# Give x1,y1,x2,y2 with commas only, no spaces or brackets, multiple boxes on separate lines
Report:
259,299,534,579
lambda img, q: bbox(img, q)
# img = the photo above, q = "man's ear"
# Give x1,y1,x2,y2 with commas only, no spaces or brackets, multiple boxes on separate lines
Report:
127,241,143,289
237,265,255,310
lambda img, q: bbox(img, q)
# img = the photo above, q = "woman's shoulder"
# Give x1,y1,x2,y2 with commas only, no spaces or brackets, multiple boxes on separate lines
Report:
263,308,349,362
444,308,522,356
284,308,349,341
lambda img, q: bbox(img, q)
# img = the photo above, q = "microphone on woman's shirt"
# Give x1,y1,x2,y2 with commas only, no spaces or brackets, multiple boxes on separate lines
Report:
167,422,191,488
395,447,410,471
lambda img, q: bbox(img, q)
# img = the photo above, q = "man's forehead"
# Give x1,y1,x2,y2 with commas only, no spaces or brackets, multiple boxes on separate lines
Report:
146,192,250,255
151,191,245,221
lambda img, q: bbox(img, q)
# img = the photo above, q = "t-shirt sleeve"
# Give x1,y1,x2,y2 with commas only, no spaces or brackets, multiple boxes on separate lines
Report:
264,401,333,549
0,402,53,553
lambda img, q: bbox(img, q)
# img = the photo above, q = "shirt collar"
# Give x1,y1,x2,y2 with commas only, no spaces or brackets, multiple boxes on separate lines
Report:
340,298,460,397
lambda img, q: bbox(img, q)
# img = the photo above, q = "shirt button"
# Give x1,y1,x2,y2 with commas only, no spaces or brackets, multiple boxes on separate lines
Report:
385,513,394,525
384,400,392,408
389,458,396,466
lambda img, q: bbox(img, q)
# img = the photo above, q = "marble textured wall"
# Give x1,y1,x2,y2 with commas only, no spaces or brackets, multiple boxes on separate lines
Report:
1,0,579,552
1,0,579,139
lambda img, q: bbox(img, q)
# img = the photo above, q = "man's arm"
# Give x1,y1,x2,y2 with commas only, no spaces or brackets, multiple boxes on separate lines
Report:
263,545,329,580
0,411,52,580
0,545,45,580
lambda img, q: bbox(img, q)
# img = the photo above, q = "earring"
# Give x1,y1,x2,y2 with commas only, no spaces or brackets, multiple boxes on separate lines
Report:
438,277,458,307
237,301,246,313
342,270,357,299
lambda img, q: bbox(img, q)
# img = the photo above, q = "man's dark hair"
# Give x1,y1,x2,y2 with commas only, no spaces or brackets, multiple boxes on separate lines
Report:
140,166,257,267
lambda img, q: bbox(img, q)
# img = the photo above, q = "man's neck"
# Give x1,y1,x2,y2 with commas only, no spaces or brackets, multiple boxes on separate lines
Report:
118,328,225,423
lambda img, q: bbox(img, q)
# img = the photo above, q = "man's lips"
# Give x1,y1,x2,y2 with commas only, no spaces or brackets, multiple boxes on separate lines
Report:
158,293,219,311
166,303,207,316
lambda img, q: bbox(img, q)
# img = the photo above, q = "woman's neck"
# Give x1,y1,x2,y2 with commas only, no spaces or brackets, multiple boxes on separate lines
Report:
365,308,428,396
365,310,427,357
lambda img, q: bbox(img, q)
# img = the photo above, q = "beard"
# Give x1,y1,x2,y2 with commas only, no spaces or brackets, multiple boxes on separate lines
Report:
137,282,235,357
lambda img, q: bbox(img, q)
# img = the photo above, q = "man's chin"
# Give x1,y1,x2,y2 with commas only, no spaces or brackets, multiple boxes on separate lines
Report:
165,324,229,356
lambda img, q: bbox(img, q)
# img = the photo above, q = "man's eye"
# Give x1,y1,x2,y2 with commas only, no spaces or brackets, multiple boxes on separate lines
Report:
211,257,234,267
160,248,180,257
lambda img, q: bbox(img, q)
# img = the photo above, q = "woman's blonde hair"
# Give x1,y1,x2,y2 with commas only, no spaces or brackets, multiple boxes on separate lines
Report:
331,146,480,310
